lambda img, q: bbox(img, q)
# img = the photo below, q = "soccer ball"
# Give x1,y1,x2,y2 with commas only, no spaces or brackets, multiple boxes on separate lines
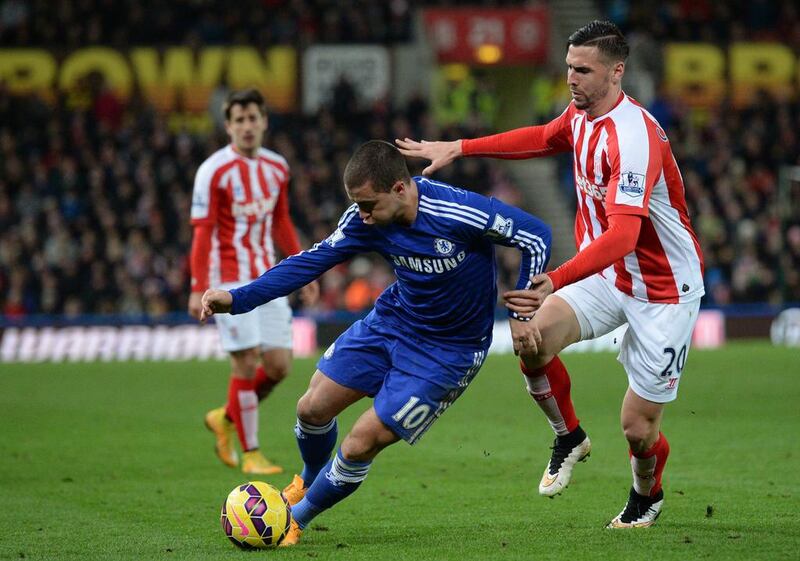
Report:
220,481,291,548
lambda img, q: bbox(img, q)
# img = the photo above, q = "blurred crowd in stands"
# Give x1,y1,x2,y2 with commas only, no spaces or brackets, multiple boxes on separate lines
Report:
604,0,800,46
1,0,798,319
0,78,524,318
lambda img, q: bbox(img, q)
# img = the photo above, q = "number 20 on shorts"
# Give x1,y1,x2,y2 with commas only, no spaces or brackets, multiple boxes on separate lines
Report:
661,345,687,377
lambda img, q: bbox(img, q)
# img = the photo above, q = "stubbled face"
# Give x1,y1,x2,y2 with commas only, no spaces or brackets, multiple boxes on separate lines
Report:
225,102,267,155
566,45,621,113
346,181,406,226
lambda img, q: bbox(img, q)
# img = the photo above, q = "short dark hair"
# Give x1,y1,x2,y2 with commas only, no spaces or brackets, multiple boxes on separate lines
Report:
567,20,629,64
223,88,267,120
344,140,411,193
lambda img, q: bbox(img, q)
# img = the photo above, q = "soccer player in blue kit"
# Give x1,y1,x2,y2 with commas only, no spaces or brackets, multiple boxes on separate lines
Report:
200,141,551,546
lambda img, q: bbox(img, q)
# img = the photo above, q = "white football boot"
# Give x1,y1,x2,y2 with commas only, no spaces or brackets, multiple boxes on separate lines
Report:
606,487,664,528
538,426,591,497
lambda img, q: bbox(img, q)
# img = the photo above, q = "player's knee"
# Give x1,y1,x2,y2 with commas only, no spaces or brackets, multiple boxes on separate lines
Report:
295,392,333,426
520,351,554,371
230,349,259,378
262,362,290,382
622,422,658,454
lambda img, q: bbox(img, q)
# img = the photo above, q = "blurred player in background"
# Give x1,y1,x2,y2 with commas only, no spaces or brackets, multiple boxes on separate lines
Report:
397,20,704,528
188,88,319,475
200,141,551,545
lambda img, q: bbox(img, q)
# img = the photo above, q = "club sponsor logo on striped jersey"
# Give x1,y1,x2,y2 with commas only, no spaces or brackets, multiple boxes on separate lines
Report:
231,198,272,218
576,173,607,201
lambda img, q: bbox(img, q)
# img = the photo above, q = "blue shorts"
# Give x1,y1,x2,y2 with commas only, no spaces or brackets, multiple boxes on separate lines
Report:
317,314,489,445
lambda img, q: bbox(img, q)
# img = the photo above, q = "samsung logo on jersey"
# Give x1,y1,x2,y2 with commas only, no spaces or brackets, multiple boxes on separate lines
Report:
576,174,607,201
390,251,466,274
232,198,272,218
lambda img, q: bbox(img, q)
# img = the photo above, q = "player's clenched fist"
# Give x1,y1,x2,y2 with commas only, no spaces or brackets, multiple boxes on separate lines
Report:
200,289,233,322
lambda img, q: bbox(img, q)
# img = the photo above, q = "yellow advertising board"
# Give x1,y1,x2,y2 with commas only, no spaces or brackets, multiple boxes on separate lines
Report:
665,42,798,107
0,46,297,112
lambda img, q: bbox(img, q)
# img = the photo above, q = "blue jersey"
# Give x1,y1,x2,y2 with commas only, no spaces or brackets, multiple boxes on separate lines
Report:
230,177,552,347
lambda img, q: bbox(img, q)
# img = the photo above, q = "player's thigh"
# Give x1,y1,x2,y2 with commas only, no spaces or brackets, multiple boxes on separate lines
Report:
552,274,627,342
229,347,260,378
297,369,368,425
374,338,488,445
260,348,292,381
529,295,582,359
255,297,293,351
618,298,700,403
316,319,392,396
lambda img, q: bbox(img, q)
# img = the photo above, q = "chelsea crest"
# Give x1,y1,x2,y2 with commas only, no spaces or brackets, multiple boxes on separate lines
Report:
434,238,455,256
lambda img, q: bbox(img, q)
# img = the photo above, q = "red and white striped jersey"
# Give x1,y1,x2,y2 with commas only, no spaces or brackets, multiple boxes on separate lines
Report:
463,92,704,304
190,145,301,290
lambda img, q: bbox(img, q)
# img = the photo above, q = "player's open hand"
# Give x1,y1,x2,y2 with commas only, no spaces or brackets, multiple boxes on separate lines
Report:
299,280,320,307
503,274,554,314
509,316,543,356
200,289,233,323
395,138,462,176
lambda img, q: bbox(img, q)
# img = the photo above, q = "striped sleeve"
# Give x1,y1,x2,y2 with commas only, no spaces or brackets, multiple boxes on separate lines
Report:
191,159,221,225
604,109,664,217
421,183,552,319
478,196,551,284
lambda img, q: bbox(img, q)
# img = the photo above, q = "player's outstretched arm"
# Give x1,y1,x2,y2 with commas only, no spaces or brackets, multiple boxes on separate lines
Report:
395,138,462,176
200,289,233,323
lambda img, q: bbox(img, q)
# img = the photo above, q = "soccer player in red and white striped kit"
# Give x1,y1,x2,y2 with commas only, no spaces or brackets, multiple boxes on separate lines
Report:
397,20,703,528
188,89,318,475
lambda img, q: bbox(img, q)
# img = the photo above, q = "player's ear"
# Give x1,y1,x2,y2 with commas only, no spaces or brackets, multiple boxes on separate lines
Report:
612,60,624,83
392,180,406,195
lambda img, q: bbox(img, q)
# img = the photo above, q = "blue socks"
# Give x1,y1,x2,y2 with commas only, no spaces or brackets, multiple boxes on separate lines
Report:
295,417,338,486
291,448,372,529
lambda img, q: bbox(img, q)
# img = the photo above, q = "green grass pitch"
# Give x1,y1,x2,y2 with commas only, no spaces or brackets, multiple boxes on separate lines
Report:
1,341,798,560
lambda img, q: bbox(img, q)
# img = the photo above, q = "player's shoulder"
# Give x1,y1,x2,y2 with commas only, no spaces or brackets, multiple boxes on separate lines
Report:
337,203,363,230
416,176,473,204
415,176,490,230
196,146,237,183
610,95,664,134
257,148,290,174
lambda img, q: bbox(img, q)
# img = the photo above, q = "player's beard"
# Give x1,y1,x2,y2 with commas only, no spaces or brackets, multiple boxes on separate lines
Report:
573,82,609,112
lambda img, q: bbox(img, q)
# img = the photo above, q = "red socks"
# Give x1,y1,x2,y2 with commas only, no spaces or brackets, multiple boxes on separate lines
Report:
225,377,259,451
630,432,670,497
253,365,279,401
521,356,579,436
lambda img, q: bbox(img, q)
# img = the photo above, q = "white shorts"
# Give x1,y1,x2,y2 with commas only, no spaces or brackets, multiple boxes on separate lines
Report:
555,274,700,403
214,282,293,353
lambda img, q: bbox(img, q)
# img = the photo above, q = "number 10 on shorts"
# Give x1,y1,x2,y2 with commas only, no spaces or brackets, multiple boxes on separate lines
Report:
392,396,431,429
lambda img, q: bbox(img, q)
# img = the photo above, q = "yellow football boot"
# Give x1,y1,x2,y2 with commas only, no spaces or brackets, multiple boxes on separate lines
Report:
204,407,238,468
241,450,284,475
279,518,303,547
282,474,307,506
